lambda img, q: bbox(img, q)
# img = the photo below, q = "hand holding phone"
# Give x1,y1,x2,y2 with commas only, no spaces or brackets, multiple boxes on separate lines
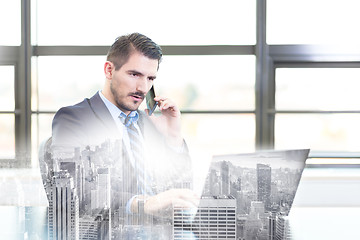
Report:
145,86,158,116
146,93,183,147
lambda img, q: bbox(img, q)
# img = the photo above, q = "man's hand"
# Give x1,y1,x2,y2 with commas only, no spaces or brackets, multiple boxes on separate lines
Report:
146,96,183,147
133,189,200,218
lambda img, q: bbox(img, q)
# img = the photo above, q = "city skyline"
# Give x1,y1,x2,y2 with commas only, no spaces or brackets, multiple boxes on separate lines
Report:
199,149,309,239
42,141,308,239
43,139,192,239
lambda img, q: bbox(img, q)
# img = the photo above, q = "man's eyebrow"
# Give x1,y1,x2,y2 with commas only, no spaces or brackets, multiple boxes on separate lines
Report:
127,70,144,76
127,70,157,79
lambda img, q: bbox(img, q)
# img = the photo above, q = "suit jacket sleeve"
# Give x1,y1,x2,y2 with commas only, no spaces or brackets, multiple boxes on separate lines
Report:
139,111,193,192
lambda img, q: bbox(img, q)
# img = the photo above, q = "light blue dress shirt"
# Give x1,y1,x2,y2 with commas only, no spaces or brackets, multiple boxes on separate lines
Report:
98,90,145,214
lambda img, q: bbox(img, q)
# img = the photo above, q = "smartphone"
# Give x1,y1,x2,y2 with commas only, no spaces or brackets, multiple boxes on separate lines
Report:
145,85,158,116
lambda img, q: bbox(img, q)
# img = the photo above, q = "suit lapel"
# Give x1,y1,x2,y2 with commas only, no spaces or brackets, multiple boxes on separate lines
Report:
87,92,120,138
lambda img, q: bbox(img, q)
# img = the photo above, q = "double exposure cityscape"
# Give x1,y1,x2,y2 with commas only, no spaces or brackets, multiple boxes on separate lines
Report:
41,140,308,239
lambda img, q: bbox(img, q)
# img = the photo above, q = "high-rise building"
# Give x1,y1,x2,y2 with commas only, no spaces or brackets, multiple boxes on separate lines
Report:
221,161,230,196
250,201,265,218
269,212,277,240
231,176,242,196
48,171,79,240
97,168,110,209
173,196,237,239
207,169,220,196
257,164,271,210
79,208,111,240
79,217,99,240
275,214,291,240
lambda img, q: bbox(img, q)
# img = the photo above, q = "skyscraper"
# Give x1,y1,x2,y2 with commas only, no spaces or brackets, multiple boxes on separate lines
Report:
79,208,111,240
48,171,79,240
208,169,219,196
257,164,271,210
221,161,230,196
173,196,237,239
269,212,277,240
275,214,291,240
97,168,110,209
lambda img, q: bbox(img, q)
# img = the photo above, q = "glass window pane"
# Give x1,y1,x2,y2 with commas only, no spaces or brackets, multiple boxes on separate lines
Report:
182,114,255,190
276,68,360,111
32,56,105,112
34,56,255,112
0,0,21,45
35,0,255,45
31,114,54,167
0,114,15,159
275,114,360,152
156,56,255,111
268,0,360,44
182,114,255,162
0,66,15,111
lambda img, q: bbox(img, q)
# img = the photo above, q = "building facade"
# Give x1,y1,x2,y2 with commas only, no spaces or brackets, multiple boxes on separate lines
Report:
173,196,237,239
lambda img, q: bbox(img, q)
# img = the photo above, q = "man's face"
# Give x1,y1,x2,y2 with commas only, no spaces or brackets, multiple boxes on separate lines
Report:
108,51,158,115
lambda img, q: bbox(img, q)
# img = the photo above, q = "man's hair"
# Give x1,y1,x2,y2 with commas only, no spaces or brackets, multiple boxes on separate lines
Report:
106,33,163,70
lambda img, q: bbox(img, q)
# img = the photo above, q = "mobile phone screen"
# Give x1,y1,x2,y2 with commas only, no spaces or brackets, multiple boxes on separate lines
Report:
145,86,158,116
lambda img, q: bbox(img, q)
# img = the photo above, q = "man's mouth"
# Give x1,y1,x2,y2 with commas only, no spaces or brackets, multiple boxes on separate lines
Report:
129,93,144,101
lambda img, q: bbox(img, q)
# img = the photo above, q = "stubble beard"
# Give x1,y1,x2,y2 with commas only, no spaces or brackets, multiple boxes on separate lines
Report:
110,82,142,113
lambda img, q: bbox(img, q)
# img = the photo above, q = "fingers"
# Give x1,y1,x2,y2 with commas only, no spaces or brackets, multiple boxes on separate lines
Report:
174,188,200,207
154,96,179,112
159,189,200,209
161,188,199,209
144,189,200,217
144,108,155,118
172,198,197,209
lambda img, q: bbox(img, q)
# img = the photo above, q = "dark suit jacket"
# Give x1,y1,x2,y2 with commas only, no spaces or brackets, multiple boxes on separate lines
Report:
51,92,192,212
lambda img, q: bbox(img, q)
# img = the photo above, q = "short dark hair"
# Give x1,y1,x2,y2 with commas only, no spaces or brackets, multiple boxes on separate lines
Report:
106,33,162,70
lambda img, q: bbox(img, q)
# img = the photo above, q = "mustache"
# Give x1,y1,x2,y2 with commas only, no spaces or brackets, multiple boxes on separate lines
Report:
129,91,145,99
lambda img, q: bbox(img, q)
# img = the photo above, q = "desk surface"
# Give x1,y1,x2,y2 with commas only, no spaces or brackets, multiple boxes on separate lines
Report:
289,207,360,240
288,167,360,240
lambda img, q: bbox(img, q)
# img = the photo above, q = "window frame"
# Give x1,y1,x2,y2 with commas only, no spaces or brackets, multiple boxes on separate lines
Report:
0,0,31,167
269,47,360,166
5,0,360,168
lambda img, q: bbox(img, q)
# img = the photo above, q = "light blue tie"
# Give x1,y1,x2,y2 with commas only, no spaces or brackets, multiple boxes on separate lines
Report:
123,114,153,195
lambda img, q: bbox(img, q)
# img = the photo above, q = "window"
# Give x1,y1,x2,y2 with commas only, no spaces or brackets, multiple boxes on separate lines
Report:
276,68,360,111
0,114,15,159
35,0,255,46
156,56,255,111
0,0,21,46
4,0,360,168
0,66,15,159
32,56,105,112
0,66,15,111
31,55,256,164
183,114,255,160
267,0,360,44
275,67,360,155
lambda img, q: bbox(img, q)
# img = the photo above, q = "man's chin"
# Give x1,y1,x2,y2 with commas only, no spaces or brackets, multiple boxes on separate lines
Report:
123,103,142,112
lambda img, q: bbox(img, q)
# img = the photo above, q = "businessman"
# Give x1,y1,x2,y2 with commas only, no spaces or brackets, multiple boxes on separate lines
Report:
50,33,198,223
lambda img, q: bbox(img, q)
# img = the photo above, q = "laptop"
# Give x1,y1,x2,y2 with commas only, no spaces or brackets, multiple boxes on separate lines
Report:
173,149,309,240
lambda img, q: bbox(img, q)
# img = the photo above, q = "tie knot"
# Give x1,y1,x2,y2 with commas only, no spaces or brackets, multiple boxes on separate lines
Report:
119,111,139,127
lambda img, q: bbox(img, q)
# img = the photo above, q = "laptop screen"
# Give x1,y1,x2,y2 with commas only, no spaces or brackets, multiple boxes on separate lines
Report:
202,149,309,215
174,149,309,240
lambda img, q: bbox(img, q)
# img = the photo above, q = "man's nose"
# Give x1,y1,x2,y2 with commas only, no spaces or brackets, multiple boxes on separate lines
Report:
136,77,149,93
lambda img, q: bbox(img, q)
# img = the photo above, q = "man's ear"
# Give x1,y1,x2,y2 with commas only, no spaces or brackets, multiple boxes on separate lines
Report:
104,61,114,79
